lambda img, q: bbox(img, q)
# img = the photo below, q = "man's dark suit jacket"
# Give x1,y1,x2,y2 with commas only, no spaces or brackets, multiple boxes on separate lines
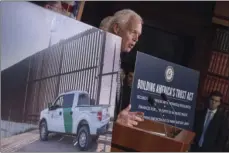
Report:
114,52,136,121
191,108,228,152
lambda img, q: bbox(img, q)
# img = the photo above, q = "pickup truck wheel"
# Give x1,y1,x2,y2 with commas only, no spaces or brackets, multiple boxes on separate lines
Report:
77,125,91,151
39,121,48,141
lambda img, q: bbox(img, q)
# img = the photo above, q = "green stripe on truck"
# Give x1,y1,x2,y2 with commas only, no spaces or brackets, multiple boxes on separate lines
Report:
63,108,73,133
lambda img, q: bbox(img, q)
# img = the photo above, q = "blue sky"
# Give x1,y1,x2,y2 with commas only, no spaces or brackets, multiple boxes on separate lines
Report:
1,2,92,71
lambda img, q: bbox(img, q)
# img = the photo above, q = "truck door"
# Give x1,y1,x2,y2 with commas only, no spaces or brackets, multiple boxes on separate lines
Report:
63,93,74,134
48,96,64,132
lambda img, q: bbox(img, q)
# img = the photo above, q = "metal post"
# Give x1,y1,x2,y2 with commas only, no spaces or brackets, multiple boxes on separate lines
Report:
55,45,64,97
22,57,32,123
35,52,46,123
108,44,117,105
96,31,106,105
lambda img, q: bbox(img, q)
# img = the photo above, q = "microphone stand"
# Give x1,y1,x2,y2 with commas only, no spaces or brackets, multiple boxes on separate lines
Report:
148,96,168,137
161,93,177,136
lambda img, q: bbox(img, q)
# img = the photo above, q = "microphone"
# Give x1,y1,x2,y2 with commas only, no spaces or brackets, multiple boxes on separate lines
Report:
148,96,167,136
161,93,177,134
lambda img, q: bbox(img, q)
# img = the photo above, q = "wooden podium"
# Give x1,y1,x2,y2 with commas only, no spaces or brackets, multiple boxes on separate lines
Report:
111,119,195,152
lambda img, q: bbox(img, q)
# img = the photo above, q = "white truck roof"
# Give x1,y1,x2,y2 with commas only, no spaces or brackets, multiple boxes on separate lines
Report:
59,90,89,97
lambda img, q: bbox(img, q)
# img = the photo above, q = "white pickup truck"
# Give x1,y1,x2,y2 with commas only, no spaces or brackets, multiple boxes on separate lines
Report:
39,90,110,151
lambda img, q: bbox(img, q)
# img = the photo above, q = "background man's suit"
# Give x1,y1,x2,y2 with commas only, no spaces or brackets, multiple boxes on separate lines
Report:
191,108,228,152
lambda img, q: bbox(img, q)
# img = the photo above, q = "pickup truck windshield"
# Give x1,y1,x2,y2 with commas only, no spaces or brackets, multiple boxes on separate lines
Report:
78,94,90,106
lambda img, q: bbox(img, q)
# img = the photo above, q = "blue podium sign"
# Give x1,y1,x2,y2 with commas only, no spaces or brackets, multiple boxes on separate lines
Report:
130,52,200,130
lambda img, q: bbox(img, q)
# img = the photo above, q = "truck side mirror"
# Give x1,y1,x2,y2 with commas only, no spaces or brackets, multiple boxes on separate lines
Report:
48,102,52,109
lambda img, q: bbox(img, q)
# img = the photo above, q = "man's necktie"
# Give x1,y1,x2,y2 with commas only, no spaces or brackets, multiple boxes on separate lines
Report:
198,111,213,147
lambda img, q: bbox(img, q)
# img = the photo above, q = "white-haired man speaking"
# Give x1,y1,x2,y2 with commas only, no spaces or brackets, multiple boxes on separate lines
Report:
108,9,144,127
110,9,142,53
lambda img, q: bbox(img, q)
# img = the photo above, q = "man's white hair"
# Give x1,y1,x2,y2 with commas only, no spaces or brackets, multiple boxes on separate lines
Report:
99,16,114,31
109,9,143,32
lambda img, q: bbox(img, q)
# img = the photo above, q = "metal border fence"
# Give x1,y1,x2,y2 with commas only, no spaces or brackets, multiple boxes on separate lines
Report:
1,28,121,124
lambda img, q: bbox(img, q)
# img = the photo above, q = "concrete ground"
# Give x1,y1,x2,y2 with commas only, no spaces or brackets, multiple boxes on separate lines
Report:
1,122,113,152
17,132,97,152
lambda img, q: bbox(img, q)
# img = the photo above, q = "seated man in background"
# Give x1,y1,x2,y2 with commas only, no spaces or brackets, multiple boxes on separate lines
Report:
191,91,228,152
99,16,114,31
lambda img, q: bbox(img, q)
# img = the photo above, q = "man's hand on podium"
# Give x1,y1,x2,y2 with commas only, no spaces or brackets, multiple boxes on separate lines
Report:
116,104,144,127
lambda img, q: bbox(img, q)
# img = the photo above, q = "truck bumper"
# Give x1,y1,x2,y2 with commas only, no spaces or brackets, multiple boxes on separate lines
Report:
96,123,109,135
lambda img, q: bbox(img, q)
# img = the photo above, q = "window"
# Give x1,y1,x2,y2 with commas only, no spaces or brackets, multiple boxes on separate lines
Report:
54,96,64,108
78,94,90,106
63,94,74,108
